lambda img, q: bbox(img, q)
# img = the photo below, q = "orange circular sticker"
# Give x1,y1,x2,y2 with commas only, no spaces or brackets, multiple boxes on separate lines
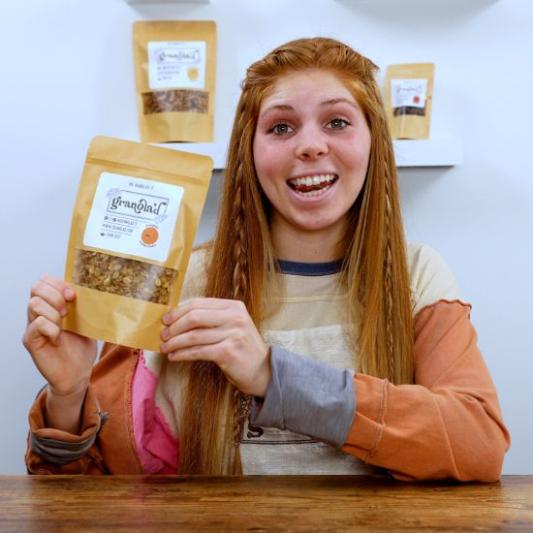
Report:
187,67,199,81
141,226,159,246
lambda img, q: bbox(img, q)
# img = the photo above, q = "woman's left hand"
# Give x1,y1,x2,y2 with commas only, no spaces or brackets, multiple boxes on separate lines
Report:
160,298,271,397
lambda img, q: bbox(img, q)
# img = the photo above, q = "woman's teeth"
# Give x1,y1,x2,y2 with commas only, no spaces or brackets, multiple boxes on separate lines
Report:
287,174,338,196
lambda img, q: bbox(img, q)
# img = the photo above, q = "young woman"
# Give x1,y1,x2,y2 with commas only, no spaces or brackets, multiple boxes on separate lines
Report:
24,37,510,480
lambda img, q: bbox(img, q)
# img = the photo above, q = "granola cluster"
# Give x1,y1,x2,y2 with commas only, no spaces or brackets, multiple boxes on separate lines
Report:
142,89,208,115
73,249,177,305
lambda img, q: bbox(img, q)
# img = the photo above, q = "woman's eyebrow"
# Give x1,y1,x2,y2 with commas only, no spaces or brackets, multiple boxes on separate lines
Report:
320,98,359,109
260,104,294,117
261,98,359,117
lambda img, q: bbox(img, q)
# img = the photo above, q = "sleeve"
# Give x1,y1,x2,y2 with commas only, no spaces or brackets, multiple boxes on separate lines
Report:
25,385,108,475
24,341,137,475
342,299,510,482
408,241,462,315
250,345,355,447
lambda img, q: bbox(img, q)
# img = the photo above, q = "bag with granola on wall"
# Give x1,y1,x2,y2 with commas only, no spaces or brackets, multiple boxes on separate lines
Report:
384,63,435,139
133,20,217,143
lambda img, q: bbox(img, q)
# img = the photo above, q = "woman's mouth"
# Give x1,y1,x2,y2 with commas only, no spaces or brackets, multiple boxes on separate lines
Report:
286,173,338,198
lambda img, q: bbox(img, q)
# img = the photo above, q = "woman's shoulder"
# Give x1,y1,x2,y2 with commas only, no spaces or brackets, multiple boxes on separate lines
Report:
179,245,210,300
406,242,463,316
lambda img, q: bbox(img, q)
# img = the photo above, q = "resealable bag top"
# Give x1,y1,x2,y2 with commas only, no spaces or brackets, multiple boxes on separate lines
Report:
133,20,217,143
63,136,213,350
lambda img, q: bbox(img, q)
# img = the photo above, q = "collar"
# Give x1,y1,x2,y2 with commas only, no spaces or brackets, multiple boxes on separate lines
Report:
276,258,344,276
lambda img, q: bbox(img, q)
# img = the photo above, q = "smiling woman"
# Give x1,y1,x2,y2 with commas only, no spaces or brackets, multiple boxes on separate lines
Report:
23,37,510,481
253,69,371,258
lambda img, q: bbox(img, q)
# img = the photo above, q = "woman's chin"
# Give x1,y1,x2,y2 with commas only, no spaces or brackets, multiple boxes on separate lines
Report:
286,214,346,235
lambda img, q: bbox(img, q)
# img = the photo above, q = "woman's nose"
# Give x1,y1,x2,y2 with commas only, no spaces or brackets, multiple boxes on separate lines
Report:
294,127,328,160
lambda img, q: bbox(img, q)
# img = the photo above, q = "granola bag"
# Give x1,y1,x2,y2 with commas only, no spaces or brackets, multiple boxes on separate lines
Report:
63,136,213,350
384,63,435,139
133,20,217,143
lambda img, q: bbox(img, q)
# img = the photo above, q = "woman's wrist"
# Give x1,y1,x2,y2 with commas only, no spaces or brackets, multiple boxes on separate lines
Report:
45,384,88,434
47,380,89,401
251,346,272,398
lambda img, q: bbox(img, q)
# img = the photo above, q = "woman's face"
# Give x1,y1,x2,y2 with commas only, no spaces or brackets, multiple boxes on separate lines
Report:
253,68,372,239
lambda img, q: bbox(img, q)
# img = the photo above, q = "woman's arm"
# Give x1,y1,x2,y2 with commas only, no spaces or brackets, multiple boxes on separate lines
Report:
251,300,509,482
25,343,143,475
342,300,510,481
161,292,509,481
26,385,108,475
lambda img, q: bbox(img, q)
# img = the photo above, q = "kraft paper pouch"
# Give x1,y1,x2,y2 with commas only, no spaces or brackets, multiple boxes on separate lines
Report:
63,136,213,350
384,63,435,139
133,20,217,143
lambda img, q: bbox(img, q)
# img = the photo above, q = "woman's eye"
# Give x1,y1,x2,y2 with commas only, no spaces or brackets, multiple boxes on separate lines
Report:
271,123,293,135
327,118,350,129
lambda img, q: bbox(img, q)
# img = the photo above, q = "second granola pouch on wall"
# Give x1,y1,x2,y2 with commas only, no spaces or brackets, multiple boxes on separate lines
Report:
63,136,213,351
384,63,435,139
133,20,217,143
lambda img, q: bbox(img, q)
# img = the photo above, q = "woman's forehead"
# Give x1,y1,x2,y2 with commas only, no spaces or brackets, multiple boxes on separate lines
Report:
259,69,360,114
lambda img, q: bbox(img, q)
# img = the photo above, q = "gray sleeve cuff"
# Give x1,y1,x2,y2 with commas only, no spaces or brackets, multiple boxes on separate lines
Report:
250,345,356,448
30,412,108,465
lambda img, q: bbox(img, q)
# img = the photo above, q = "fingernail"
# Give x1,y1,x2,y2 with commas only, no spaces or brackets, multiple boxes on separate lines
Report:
65,288,75,299
60,307,68,317
162,313,172,325
161,329,169,341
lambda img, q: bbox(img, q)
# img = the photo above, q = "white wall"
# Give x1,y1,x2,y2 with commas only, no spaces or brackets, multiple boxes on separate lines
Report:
1,0,531,474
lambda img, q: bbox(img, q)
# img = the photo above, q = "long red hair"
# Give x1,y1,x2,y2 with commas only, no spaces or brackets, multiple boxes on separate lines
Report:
178,37,414,474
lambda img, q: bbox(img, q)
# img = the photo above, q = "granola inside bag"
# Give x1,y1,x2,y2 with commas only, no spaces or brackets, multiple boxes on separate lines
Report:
63,136,213,350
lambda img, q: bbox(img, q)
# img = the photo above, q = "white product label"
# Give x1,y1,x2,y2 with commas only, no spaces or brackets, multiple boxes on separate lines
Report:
391,79,428,108
147,41,206,90
84,172,184,263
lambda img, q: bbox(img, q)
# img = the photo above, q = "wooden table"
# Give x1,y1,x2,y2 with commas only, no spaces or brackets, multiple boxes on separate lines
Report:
0,475,532,532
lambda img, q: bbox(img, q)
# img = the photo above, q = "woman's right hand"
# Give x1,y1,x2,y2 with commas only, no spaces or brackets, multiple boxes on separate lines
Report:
22,275,97,398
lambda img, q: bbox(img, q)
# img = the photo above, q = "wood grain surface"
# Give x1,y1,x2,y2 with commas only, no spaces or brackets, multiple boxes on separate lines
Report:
0,475,532,532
